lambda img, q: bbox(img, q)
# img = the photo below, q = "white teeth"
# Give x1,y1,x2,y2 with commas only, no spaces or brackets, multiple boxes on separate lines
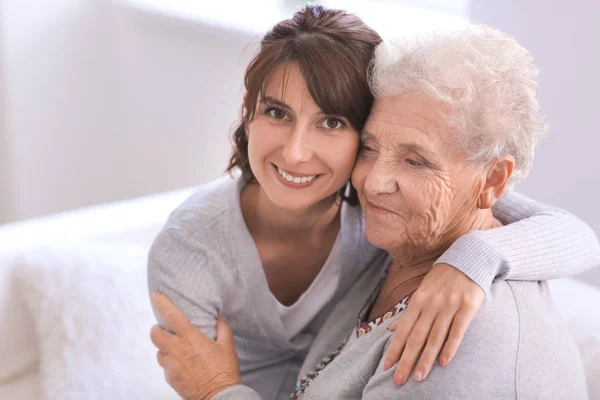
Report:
276,167,316,184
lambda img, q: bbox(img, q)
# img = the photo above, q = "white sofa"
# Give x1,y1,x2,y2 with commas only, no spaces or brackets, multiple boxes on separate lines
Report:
1,188,599,399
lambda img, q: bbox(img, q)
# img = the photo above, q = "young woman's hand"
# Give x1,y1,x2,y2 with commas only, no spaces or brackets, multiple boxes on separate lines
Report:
150,293,242,400
383,263,485,385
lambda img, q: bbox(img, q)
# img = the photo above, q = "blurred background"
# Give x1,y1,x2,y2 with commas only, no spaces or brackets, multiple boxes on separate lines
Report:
0,0,598,278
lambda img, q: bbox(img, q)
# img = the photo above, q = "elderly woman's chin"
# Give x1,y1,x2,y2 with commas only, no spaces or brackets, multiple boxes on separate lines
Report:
361,213,410,251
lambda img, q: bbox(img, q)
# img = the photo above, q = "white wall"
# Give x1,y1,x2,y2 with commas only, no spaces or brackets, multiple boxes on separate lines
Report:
0,0,256,223
1,0,599,283
0,32,11,224
470,0,600,285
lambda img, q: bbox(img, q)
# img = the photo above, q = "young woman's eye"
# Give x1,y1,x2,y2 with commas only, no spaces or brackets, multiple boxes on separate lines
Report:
266,107,288,120
319,118,345,130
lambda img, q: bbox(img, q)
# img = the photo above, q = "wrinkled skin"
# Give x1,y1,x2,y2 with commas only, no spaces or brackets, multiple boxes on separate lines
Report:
352,93,513,384
353,95,489,260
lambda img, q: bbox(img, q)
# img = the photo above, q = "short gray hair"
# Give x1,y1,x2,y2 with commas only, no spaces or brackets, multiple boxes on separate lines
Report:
369,25,547,186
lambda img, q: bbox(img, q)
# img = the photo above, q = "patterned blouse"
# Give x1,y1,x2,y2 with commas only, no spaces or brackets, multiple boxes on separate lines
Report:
290,273,415,399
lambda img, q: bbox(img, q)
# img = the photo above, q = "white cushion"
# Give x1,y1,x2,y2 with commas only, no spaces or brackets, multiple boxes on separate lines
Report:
11,241,179,400
549,278,600,398
0,187,193,396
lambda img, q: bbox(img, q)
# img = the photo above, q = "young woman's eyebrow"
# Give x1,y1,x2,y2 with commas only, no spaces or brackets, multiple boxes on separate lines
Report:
261,96,292,111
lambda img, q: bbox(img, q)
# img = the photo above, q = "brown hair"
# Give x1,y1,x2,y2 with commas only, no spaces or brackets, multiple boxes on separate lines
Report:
226,4,382,205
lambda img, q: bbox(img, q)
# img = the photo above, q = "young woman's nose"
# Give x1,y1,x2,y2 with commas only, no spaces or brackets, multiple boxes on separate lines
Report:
282,125,314,166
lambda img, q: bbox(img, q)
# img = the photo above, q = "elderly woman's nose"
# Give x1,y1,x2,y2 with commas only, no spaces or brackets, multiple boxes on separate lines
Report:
282,125,313,165
364,160,399,194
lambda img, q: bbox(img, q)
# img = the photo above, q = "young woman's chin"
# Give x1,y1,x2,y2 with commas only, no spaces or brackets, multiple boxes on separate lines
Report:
262,184,337,213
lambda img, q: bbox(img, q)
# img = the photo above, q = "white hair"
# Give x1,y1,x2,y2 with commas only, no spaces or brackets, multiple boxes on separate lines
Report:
369,25,547,186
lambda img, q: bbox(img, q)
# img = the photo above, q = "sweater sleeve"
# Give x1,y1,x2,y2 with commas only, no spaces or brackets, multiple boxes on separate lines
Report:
147,227,225,339
211,385,263,400
435,190,600,295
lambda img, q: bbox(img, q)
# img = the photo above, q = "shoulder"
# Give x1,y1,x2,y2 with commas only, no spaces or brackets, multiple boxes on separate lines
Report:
378,282,521,397
163,174,241,235
148,175,244,281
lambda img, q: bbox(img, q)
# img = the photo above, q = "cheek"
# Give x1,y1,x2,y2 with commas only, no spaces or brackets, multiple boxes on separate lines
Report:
406,174,454,212
351,158,367,190
247,121,280,164
322,135,360,178
400,172,457,240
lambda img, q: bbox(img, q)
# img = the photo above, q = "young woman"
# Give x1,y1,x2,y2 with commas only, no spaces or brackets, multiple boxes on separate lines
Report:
148,5,599,400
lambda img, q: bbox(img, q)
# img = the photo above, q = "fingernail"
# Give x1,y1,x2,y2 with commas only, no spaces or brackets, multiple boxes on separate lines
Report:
440,356,448,367
384,359,392,370
413,371,423,382
394,373,405,386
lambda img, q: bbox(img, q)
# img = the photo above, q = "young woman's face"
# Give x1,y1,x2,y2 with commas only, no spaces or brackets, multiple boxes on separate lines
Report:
246,63,360,211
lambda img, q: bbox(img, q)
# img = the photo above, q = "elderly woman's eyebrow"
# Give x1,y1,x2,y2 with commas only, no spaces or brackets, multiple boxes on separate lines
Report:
360,131,377,141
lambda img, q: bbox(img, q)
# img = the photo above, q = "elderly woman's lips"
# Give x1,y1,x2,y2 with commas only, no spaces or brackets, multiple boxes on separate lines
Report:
367,201,395,215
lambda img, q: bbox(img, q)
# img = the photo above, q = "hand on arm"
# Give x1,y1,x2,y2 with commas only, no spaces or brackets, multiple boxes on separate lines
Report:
382,264,484,385
150,293,242,400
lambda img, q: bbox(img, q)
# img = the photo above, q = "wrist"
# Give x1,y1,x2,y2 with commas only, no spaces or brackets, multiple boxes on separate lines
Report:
197,376,243,400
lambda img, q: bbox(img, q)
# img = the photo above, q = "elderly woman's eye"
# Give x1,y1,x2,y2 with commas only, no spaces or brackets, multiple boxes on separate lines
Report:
406,158,425,167
320,118,345,129
266,107,288,120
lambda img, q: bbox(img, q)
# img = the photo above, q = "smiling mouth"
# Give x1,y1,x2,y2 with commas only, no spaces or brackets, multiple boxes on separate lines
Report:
367,201,395,215
272,163,322,184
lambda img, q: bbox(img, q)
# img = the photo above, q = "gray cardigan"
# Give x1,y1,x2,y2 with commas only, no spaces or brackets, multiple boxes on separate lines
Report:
217,253,590,399
147,175,599,400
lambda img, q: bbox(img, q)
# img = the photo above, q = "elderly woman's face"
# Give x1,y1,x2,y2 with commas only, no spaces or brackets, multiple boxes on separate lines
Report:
352,95,485,252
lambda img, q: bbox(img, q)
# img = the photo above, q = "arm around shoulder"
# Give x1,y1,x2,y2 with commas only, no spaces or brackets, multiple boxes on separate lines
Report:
436,190,600,294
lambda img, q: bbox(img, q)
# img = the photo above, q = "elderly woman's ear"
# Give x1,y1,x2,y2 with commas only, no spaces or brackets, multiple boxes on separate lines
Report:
478,156,515,209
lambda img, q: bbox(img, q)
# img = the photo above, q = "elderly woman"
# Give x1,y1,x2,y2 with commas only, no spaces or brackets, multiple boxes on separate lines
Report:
151,25,591,399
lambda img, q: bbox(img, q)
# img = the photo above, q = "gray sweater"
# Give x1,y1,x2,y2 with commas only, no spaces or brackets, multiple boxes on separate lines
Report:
217,252,589,399
147,175,599,400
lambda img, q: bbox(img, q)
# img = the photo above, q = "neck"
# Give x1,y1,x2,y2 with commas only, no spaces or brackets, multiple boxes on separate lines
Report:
241,182,341,240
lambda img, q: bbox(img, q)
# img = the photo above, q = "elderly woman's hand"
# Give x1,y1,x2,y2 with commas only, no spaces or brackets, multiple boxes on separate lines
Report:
150,293,242,400
383,263,485,385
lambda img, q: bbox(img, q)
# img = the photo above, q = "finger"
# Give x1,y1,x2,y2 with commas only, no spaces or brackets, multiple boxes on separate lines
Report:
387,321,398,332
156,350,169,369
150,324,177,352
413,312,453,380
383,307,420,371
152,292,195,336
393,311,436,385
439,307,477,366
157,350,182,372
216,316,235,349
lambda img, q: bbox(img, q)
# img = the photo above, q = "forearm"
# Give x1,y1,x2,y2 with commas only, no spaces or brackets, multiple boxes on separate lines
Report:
437,191,600,294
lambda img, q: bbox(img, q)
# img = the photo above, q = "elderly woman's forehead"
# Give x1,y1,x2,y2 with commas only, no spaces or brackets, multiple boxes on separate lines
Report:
367,95,448,135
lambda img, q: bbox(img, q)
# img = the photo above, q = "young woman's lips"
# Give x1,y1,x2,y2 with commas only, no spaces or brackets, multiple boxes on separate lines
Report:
272,164,321,188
